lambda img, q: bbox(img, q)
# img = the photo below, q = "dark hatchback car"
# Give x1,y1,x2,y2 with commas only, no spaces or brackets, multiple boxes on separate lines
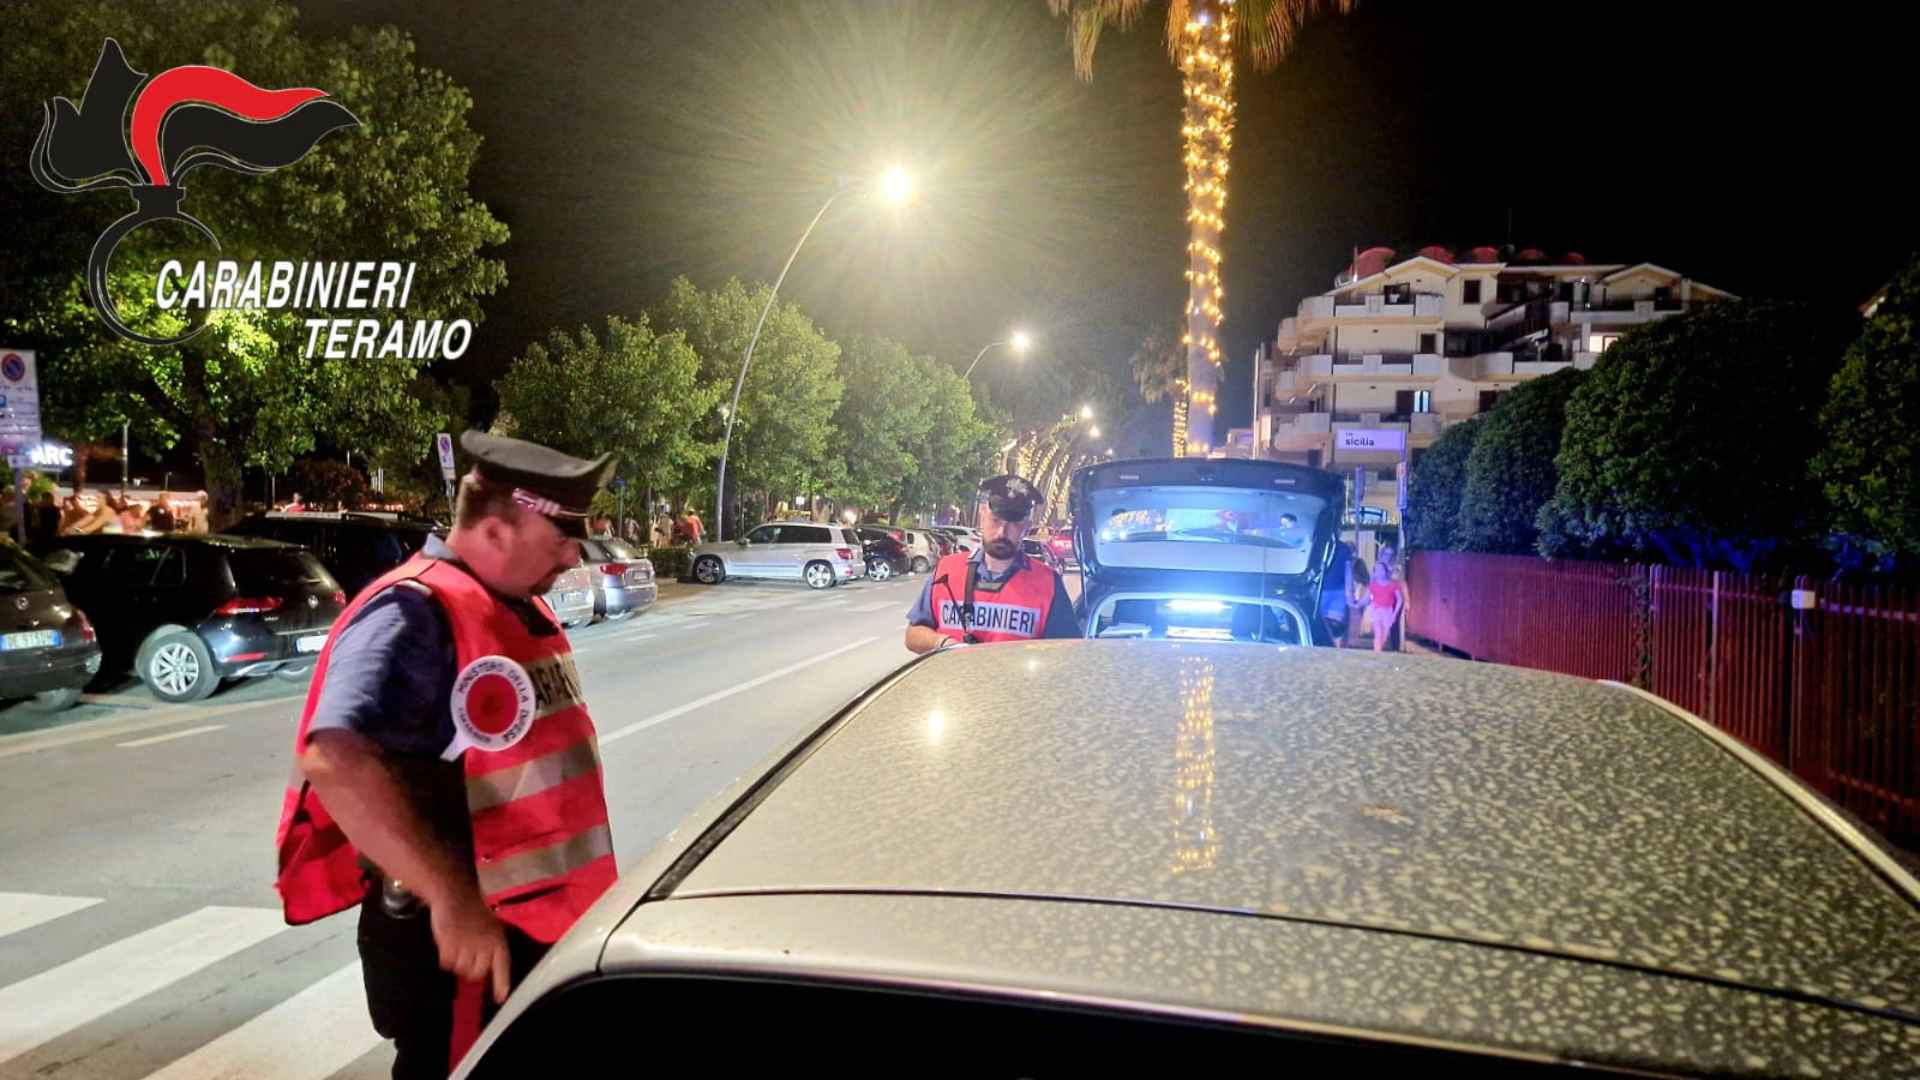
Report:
225,511,434,600
855,528,910,581
37,534,346,703
1070,457,1343,645
0,540,102,710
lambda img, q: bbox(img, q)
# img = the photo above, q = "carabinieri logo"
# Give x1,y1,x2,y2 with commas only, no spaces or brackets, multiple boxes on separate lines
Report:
30,38,359,346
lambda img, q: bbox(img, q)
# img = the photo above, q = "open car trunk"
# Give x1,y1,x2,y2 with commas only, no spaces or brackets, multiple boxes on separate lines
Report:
1069,459,1344,646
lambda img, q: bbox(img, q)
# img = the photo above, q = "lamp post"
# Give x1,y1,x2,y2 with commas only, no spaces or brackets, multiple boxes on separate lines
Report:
963,329,1032,380
715,166,911,541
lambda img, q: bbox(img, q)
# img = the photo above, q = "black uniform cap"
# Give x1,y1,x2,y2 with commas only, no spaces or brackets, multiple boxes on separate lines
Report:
460,430,617,538
976,474,1039,522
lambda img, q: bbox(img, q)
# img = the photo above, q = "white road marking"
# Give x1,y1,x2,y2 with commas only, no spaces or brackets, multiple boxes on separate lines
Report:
118,724,227,749
600,636,881,746
0,893,102,941
137,961,379,1080
0,906,286,1066
0,695,300,761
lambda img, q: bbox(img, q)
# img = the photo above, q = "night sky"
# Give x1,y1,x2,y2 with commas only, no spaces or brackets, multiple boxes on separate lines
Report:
301,0,1917,450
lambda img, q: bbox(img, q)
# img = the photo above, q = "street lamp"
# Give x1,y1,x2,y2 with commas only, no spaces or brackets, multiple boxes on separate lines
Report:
715,166,911,541
1080,404,1094,420
962,328,1033,380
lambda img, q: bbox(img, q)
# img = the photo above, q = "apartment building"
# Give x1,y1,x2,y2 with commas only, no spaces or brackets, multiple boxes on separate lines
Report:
1250,244,1735,524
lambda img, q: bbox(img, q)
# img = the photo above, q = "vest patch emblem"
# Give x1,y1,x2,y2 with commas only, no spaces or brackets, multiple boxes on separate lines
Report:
451,654,536,753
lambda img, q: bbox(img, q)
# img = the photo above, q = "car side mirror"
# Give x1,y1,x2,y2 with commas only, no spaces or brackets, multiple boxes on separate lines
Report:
736,537,750,547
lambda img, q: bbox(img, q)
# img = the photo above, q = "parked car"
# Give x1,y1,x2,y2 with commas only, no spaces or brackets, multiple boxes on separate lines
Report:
1069,457,1342,645
542,564,597,629
575,537,657,621
855,529,911,581
36,534,346,702
0,540,102,710
926,531,956,560
687,522,861,590
930,526,978,556
225,511,434,599
1044,526,1076,569
895,529,938,573
1019,537,1062,571
452,641,1920,1079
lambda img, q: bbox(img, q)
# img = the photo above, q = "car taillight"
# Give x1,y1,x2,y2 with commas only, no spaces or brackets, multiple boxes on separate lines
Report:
331,590,346,606
75,610,97,642
836,548,853,561
215,595,285,616
889,530,904,542
601,562,628,577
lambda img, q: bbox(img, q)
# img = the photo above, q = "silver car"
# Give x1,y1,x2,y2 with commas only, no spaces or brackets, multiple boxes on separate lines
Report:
454,643,1920,1078
540,564,595,628
575,537,657,621
687,521,861,590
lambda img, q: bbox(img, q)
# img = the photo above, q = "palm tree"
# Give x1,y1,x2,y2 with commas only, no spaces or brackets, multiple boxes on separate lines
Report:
1049,0,1355,455
1130,325,1186,405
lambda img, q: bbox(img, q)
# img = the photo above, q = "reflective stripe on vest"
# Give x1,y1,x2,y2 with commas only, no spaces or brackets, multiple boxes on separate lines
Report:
928,552,1056,644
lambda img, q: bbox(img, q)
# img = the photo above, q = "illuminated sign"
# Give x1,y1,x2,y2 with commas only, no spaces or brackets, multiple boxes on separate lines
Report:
28,442,73,468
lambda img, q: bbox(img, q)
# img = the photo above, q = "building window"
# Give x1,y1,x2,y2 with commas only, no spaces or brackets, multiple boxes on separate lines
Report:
1414,389,1432,413
1478,390,1503,414
1589,333,1621,353
1418,333,1437,354
1462,280,1481,304
1384,284,1411,304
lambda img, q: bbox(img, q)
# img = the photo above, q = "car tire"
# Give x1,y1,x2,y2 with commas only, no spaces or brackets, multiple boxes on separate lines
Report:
911,556,930,574
867,558,893,581
28,687,83,711
693,556,726,585
803,561,835,590
138,632,220,703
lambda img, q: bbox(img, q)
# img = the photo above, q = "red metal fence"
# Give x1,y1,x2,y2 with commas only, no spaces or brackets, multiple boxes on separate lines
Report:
1408,552,1920,848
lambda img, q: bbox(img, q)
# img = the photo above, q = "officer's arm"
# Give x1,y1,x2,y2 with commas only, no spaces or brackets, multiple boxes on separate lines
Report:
300,730,477,913
1041,573,1082,639
904,575,948,654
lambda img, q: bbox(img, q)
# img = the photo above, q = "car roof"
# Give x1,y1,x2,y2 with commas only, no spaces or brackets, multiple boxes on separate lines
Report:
658,642,1920,1023
239,512,434,530
50,532,299,551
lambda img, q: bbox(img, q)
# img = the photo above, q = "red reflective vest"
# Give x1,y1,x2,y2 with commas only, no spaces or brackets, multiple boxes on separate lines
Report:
928,551,1058,644
274,556,616,940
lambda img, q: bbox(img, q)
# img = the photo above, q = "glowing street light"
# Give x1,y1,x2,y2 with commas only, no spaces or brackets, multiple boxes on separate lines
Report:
1089,425,1102,439
716,166,912,539
964,327,1036,380
1080,404,1094,420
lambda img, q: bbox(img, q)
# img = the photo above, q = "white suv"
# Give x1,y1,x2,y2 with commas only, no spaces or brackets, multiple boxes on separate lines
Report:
689,522,861,589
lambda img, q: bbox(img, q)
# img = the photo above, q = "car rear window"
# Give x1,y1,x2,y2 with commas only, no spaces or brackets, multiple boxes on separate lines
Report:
0,544,57,593
787,525,833,545
227,548,332,593
597,539,641,560
1088,486,1328,576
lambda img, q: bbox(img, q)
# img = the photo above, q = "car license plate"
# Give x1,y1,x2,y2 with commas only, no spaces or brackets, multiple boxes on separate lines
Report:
296,634,327,653
1,629,62,651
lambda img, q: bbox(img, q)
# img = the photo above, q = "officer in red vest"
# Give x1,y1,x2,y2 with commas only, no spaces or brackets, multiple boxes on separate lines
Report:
905,474,1080,652
274,431,617,1079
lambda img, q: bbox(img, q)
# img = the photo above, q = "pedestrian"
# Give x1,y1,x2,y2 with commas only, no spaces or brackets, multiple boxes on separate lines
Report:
905,474,1080,652
145,499,175,533
1363,552,1408,653
1321,538,1356,647
119,498,146,534
285,492,306,513
186,492,211,534
682,509,704,546
274,431,619,1079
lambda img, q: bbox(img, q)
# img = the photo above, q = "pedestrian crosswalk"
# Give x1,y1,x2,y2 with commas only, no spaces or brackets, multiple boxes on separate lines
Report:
0,893,383,1080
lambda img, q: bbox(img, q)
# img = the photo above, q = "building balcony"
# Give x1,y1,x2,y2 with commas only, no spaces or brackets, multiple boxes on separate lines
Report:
1269,412,1332,450
1320,352,1444,379
1513,359,1574,377
1329,292,1445,320
1573,351,1600,368
1299,296,1335,321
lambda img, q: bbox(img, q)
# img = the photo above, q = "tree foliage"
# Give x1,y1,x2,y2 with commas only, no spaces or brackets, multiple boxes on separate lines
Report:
1540,301,1856,569
1130,325,1185,405
0,0,507,520
651,277,842,522
494,315,719,501
829,336,936,510
1457,369,1585,555
896,356,1003,516
1814,256,1920,559
1406,416,1481,551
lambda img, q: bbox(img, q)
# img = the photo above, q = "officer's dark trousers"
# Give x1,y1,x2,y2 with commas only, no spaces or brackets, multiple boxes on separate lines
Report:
356,889,546,1080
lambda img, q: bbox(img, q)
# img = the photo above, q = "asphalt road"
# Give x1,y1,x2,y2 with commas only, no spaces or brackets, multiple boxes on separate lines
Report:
0,569,963,1080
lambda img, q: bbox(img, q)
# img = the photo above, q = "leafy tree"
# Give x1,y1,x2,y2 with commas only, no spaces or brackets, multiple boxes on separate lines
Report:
292,458,368,509
494,314,720,510
0,0,507,524
831,336,935,512
895,355,1004,519
1405,416,1481,550
651,277,842,532
1540,301,1856,570
1457,368,1585,555
1814,256,1920,559
1130,324,1185,405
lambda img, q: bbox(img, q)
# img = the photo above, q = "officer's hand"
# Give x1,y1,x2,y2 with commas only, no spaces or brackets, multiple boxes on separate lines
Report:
431,890,513,1005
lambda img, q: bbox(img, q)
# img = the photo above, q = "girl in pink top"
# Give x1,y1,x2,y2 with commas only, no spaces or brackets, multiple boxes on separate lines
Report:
1365,555,1407,652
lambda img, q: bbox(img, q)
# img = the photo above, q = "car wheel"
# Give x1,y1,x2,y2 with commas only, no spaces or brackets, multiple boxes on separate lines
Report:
28,687,83,711
804,561,835,590
868,558,893,581
139,632,220,703
911,556,930,574
693,556,726,585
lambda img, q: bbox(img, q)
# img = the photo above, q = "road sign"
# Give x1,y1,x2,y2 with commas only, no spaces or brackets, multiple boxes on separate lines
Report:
435,432,456,480
1335,427,1405,453
1396,460,1409,511
0,350,41,469
1352,465,1367,503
